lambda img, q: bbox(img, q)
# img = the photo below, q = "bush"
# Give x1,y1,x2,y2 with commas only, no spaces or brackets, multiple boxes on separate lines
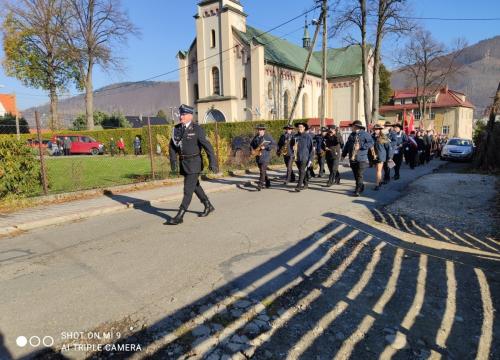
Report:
0,136,40,198
0,113,30,134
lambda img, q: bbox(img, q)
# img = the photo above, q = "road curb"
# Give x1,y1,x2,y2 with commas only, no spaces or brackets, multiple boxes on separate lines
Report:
0,183,236,237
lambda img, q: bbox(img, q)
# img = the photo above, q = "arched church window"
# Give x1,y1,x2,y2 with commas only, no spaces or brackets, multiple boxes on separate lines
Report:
284,90,290,119
212,67,220,95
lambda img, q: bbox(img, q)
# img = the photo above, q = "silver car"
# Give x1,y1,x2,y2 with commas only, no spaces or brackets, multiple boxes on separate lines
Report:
441,138,474,161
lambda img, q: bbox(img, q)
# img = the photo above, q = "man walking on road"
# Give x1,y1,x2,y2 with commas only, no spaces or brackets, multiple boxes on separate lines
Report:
342,120,374,197
167,104,218,225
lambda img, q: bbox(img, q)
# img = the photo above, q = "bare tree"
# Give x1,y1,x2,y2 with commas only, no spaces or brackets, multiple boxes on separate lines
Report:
2,0,74,129
331,0,410,128
64,0,138,130
371,0,410,124
396,29,466,126
331,0,372,127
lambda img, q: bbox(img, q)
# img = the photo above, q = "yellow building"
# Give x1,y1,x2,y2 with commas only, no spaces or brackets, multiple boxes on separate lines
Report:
380,86,475,139
177,0,373,124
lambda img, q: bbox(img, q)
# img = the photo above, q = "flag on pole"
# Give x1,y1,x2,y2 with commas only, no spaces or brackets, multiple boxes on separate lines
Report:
403,109,408,134
409,110,415,133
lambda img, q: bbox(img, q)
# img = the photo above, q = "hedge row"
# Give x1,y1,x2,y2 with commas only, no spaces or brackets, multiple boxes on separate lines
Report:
1,119,307,154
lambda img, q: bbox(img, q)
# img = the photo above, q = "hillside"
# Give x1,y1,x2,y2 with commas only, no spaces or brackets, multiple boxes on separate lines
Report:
22,81,180,127
391,36,500,116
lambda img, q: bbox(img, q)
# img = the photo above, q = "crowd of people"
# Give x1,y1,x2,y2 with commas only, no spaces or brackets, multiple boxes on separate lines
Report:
250,120,444,196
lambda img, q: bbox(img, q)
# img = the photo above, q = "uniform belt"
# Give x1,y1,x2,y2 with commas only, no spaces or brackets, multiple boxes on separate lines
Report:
179,153,200,159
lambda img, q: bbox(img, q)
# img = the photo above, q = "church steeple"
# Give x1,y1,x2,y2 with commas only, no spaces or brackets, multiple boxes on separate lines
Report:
302,18,311,50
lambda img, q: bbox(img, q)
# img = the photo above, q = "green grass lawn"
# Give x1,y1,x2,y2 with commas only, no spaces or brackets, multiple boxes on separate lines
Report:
45,155,171,194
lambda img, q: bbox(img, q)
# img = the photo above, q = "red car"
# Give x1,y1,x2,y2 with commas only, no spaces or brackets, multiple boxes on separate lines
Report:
52,134,104,155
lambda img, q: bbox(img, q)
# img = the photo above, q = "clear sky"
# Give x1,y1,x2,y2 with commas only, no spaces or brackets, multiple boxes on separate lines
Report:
1,0,499,110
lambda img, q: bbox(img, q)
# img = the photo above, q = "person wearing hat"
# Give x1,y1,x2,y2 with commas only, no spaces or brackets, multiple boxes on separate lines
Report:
250,124,276,190
315,127,328,178
382,121,397,183
341,120,374,196
406,130,419,169
324,125,344,186
167,104,218,225
372,124,394,190
391,122,407,180
277,124,296,184
307,127,317,178
290,122,314,192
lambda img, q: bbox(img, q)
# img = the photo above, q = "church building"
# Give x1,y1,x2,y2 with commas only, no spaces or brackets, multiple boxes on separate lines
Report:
178,0,372,124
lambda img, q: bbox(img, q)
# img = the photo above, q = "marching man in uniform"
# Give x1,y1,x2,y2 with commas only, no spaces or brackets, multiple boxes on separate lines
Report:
167,104,218,225
277,124,296,184
291,122,314,192
250,124,276,191
341,120,374,197
324,125,344,187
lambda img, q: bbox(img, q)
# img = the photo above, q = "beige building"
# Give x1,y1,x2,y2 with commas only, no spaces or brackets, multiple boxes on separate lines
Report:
177,0,372,124
380,86,475,139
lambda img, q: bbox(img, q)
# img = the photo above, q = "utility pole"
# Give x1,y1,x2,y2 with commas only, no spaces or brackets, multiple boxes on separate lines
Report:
288,8,324,124
320,0,328,129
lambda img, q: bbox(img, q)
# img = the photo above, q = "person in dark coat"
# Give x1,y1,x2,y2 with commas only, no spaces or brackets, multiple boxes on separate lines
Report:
406,131,419,169
324,125,344,187
63,136,72,156
342,120,374,196
250,124,276,190
315,127,328,178
391,123,407,180
291,122,314,192
372,124,394,190
423,130,432,163
416,130,426,165
383,121,397,183
277,125,296,184
307,128,317,178
167,104,218,225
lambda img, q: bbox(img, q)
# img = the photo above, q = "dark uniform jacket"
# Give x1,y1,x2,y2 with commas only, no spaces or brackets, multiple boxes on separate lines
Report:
169,122,216,175
324,133,344,160
314,134,325,155
373,134,394,162
392,131,408,154
342,130,374,162
277,133,294,157
250,134,275,164
291,132,314,163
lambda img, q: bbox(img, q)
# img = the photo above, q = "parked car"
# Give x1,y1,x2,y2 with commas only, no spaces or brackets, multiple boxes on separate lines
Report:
440,138,474,161
52,135,104,155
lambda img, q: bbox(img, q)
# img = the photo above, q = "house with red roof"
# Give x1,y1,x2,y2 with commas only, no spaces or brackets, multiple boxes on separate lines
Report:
380,85,474,138
0,93,19,117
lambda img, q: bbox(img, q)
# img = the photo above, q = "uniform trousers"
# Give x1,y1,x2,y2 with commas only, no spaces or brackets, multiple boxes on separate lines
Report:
284,155,296,182
326,157,340,183
350,161,368,192
393,152,403,177
181,173,208,210
317,154,326,176
296,161,310,188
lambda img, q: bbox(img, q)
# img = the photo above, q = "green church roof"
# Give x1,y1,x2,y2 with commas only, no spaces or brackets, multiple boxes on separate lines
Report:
233,25,363,79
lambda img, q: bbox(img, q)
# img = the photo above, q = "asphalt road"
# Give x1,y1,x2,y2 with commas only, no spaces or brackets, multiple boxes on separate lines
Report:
0,160,485,359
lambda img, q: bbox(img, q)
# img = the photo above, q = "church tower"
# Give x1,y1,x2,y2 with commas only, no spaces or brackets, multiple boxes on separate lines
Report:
302,18,311,50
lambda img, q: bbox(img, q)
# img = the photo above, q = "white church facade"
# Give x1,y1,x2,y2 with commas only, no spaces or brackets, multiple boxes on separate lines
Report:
178,0,373,124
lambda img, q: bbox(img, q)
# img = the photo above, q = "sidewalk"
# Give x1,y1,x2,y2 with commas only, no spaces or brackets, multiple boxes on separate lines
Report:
0,175,242,237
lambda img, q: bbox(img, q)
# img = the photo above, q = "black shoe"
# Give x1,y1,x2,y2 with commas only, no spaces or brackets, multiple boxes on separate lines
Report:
354,191,360,197
265,180,271,188
256,185,262,191
166,208,186,225
294,187,302,192
325,181,332,187
394,174,400,180
199,201,215,217
374,185,381,191
303,184,309,190
360,184,365,193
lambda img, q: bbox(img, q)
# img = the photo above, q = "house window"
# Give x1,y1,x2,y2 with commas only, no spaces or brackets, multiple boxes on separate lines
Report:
442,125,449,135
267,82,272,100
194,84,199,101
242,77,247,99
211,30,216,48
212,67,220,95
